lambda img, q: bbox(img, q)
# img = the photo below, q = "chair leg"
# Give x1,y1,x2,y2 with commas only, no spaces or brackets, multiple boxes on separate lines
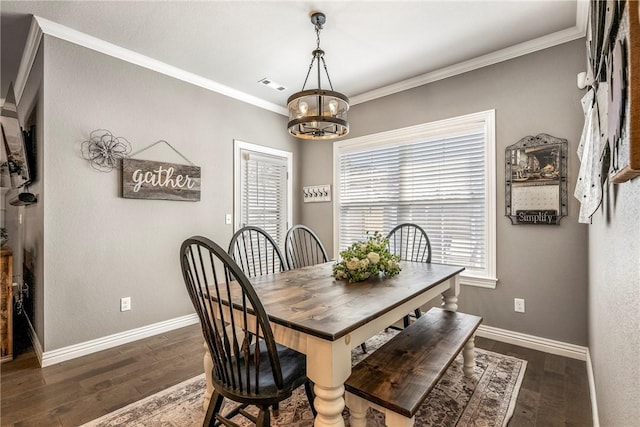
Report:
414,308,422,319
257,405,271,427
304,380,318,417
360,342,367,353
203,391,224,427
272,403,279,417
403,314,411,328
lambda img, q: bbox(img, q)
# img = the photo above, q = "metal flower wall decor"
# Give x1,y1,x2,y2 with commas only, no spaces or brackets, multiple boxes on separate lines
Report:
81,129,132,172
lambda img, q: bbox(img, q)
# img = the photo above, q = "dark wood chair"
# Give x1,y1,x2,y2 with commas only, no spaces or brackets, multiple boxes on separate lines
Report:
284,224,329,269
284,225,368,353
180,236,315,427
228,226,290,416
228,226,287,278
386,223,432,328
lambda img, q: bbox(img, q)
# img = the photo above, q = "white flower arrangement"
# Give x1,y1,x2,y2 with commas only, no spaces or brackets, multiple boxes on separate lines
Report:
333,231,401,283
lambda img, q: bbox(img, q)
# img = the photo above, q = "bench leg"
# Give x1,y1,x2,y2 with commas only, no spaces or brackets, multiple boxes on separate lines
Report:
345,392,368,427
462,334,476,377
385,411,416,427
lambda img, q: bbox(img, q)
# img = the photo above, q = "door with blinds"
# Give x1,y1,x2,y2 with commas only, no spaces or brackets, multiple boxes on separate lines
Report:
234,141,292,246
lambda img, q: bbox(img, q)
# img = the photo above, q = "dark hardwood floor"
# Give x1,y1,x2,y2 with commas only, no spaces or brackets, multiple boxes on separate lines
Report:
1,314,592,426
476,336,592,427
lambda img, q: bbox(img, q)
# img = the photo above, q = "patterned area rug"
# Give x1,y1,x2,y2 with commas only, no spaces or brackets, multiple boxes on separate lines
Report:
82,330,526,427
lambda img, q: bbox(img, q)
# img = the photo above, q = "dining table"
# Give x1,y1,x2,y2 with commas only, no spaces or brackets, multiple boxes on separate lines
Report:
201,260,465,427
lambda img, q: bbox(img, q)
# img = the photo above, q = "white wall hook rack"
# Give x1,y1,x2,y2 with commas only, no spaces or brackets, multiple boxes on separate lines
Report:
303,184,331,203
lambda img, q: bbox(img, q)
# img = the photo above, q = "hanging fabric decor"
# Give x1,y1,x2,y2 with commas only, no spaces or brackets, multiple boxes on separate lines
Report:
574,87,609,224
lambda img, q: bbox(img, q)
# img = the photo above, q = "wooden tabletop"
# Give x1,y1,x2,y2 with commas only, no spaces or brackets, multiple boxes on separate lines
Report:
248,261,465,341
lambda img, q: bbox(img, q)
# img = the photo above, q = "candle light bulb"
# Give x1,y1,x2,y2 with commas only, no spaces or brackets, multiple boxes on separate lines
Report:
299,101,308,115
329,99,338,115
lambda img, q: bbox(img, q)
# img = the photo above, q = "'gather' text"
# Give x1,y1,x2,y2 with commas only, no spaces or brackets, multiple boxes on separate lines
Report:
131,166,196,193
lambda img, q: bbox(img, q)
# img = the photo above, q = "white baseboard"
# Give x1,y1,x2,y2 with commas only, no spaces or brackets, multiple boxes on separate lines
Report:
24,314,44,366
586,348,600,426
29,315,589,367
476,324,588,360
39,314,199,367
477,325,599,426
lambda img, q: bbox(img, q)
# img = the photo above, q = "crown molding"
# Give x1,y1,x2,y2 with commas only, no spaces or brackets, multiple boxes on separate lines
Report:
17,16,288,116
14,16,44,104
351,0,589,105
14,2,589,114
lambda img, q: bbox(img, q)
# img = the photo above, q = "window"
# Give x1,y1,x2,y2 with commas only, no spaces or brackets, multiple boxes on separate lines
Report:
333,110,496,288
234,140,292,246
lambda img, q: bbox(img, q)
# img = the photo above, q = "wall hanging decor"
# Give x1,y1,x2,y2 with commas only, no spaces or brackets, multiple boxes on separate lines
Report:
122,140,200,202
1,83,31,189
605,1,639,183
81,129,132,172
579,0,639,186
505,133,568,225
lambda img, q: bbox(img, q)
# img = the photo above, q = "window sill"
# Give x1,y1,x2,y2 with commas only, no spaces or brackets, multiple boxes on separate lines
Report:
460,274,497,289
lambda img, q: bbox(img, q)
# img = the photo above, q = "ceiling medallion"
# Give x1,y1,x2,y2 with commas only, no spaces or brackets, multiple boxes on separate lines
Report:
287,12,349,140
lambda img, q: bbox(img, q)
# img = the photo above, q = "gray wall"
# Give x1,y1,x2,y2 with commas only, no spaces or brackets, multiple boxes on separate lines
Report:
589,178,640,425
302,39,589,345
25,36,300,351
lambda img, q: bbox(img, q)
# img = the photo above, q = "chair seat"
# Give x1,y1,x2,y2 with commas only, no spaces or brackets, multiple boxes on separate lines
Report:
215,341,308,405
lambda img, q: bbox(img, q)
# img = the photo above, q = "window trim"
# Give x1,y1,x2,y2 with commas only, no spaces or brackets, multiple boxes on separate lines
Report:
233,140,293,239
332,110,497,288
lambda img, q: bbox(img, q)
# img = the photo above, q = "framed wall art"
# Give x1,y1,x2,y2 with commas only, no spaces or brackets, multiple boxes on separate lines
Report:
505,133,568,225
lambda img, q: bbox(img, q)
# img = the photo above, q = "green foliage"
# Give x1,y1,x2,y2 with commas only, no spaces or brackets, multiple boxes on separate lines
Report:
333,231,401,283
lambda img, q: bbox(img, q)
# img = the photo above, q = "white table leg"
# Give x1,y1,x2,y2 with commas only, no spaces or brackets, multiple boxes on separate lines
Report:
462,334,476,377
384,411,416,427
306,335,352,427
441,275,460,312
344,392,368,427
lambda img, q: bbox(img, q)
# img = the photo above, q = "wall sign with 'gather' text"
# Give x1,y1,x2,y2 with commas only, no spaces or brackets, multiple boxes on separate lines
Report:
122,158,201,201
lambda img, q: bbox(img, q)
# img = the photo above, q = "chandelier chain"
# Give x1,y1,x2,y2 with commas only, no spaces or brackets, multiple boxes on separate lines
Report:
320,57,334,91
315,22,322,49
301,57,315,90
300,19,334,91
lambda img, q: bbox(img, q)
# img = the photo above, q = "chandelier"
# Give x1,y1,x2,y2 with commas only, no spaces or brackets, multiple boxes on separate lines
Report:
287,12,349,140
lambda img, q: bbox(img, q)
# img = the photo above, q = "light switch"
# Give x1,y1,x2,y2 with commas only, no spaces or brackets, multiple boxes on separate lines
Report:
225,214,232,225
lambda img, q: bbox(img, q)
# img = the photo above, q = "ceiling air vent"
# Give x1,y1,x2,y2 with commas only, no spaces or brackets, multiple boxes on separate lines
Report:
259,78,286,92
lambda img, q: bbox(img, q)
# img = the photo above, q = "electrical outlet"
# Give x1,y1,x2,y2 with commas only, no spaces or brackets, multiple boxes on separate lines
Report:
120,297,131,312
514,298,525,313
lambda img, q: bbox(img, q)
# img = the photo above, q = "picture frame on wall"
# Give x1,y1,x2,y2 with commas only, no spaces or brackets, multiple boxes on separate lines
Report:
0,83,31,189
505,133,568,225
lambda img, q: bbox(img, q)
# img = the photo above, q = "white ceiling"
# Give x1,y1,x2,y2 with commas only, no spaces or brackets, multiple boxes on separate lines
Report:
1,1,587,114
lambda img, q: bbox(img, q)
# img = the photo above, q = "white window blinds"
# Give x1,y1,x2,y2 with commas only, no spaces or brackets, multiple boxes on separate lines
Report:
335,111,496,286
240,151,288,245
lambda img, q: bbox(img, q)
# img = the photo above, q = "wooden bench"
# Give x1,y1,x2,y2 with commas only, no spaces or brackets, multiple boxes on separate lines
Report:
345,307,483,427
